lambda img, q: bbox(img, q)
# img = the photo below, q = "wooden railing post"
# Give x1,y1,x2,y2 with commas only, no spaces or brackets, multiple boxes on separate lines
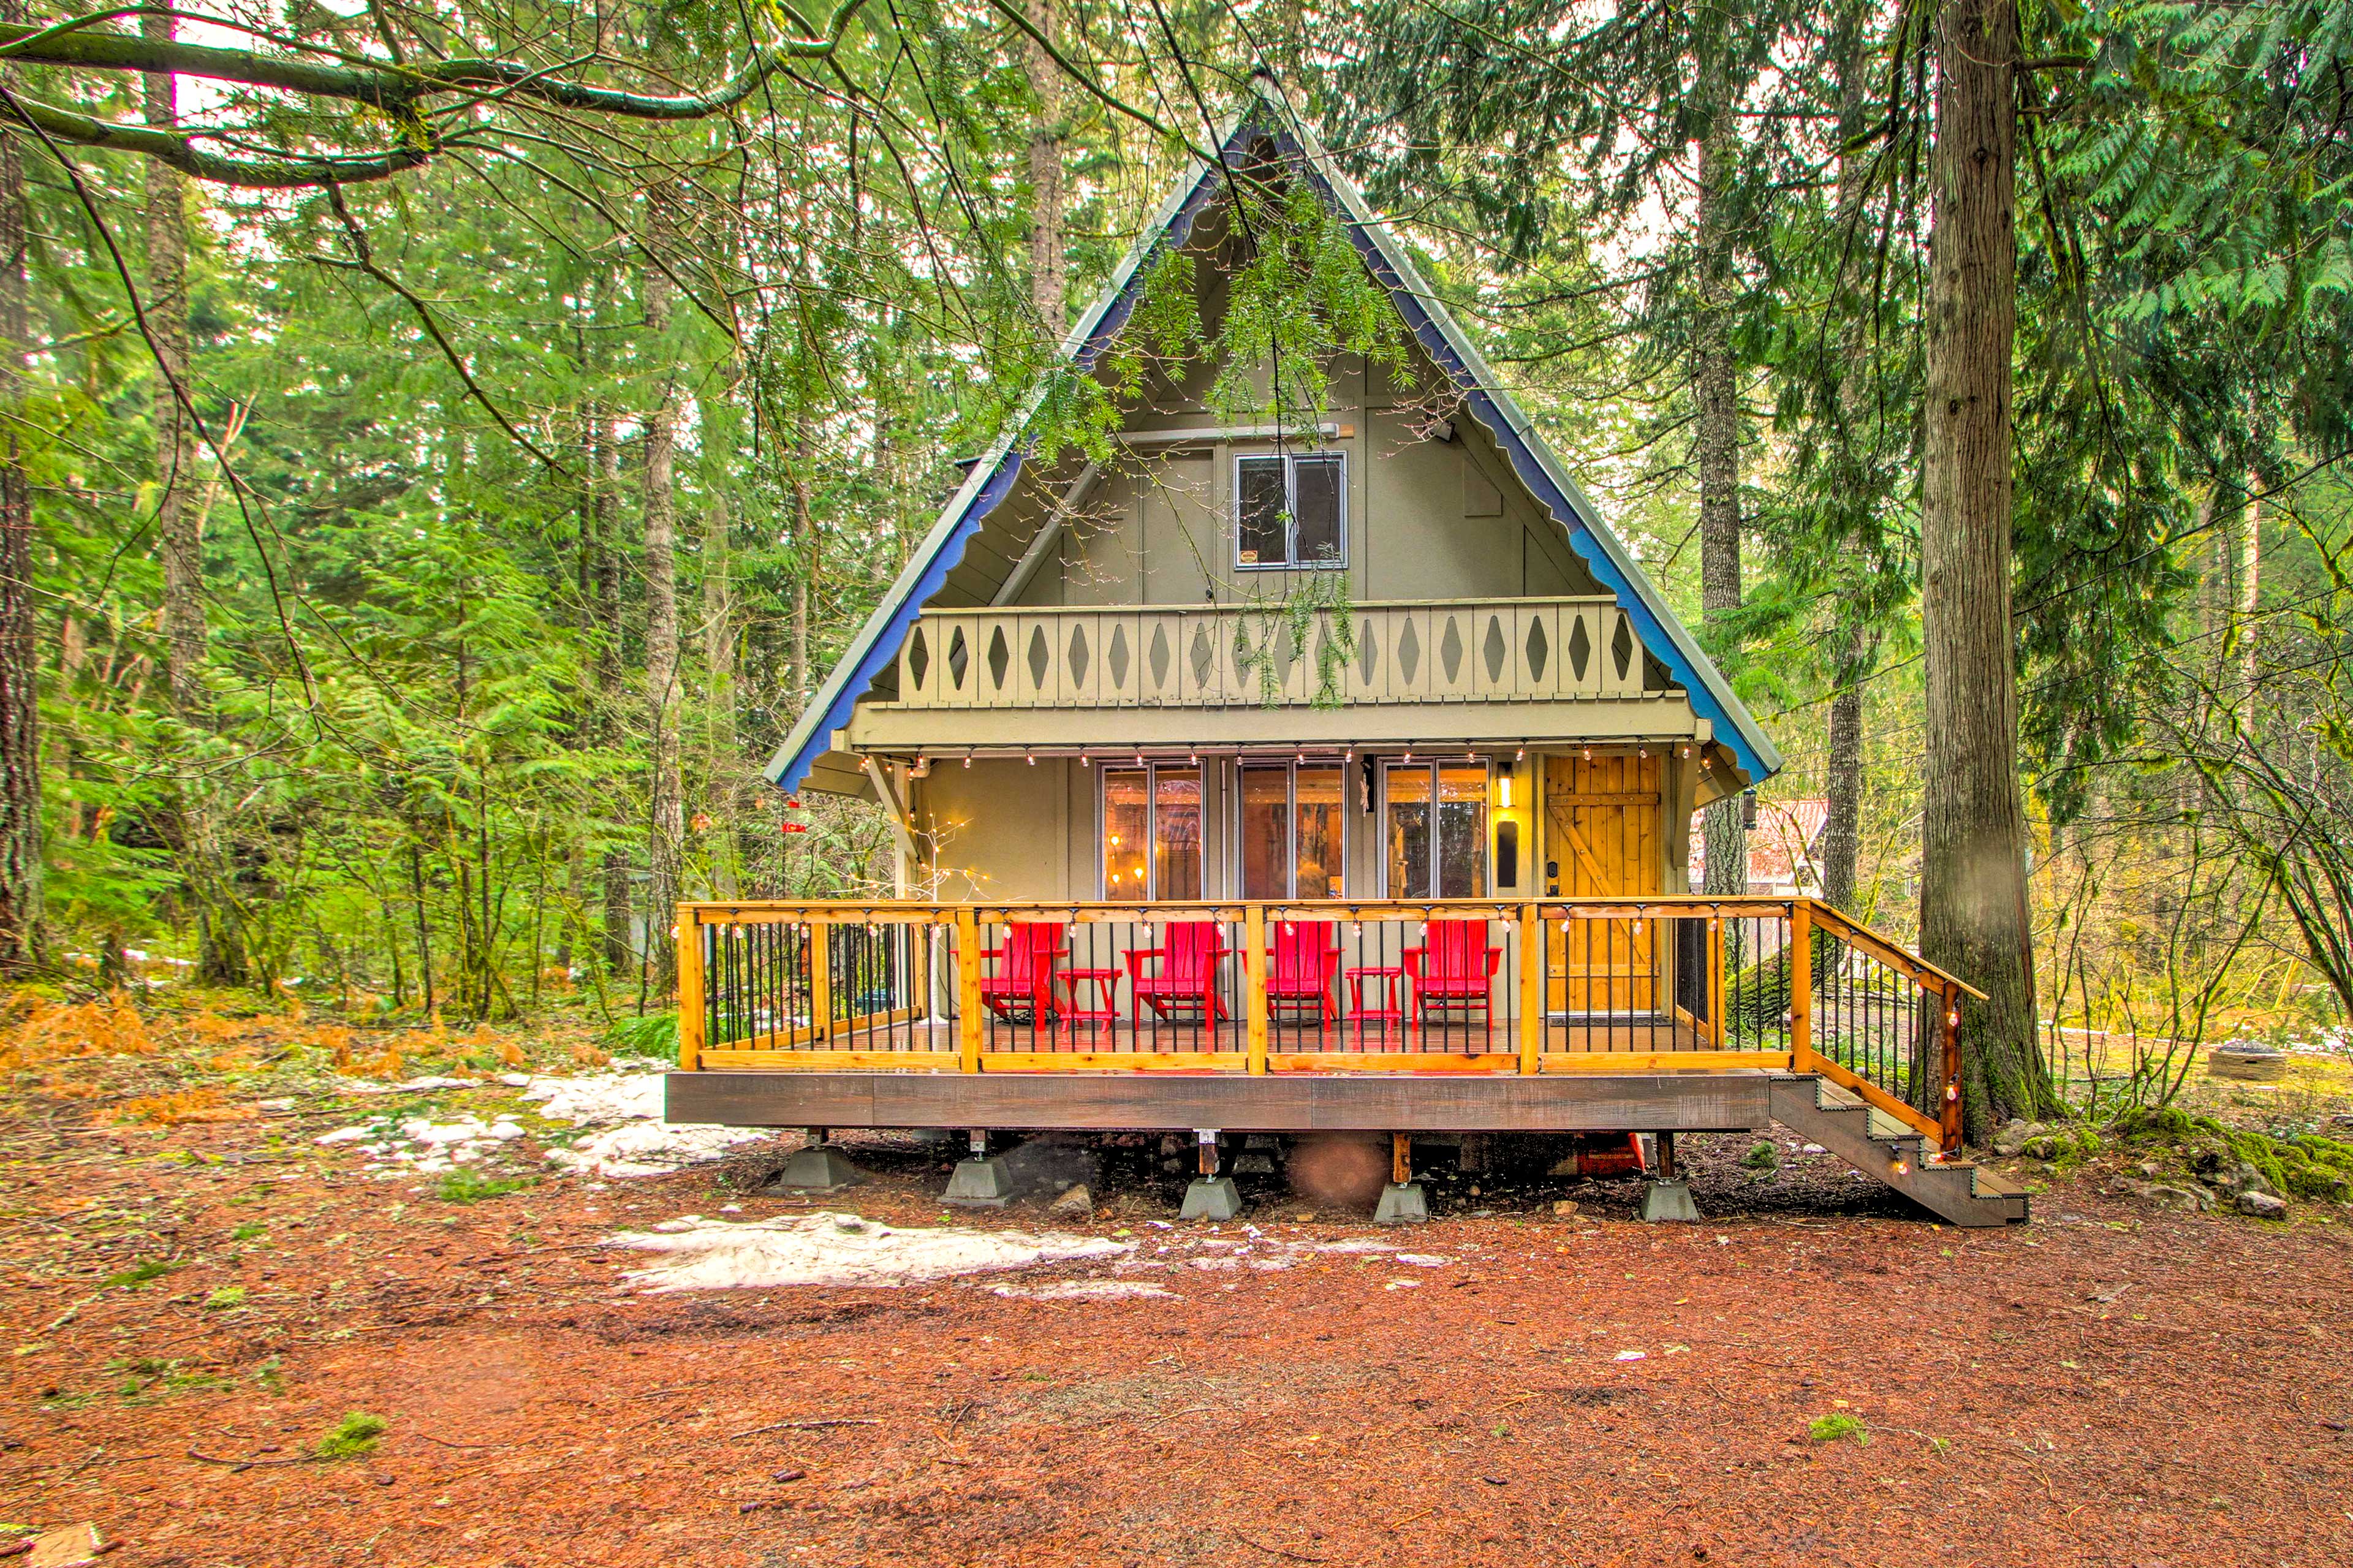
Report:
1517,903,1543,1074
953,907,983,1073
806,918,833,1043
676,907,705,1072
1788,900,1813,1074
1939,982,1965,1152
1244,904,1270,1075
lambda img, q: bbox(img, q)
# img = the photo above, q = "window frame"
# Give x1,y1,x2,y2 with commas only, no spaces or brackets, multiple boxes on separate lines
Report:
1232,449,1347,572
1097,762,1205,901
1232,757,1350,901
1379,757,1494,899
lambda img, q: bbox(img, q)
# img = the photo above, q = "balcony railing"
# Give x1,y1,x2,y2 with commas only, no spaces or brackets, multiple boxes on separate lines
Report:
879,597,1669,711
674,897,1974,1149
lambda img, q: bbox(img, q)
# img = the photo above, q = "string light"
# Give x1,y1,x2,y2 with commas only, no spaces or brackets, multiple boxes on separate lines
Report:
1515,745,1526,762
1026,751,1036,765
1080,752,1093,767
962,751,973,769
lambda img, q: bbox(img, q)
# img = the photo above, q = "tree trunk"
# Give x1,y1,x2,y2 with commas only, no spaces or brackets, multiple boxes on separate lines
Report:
1919,0,2051,1136
145,17,243,985
702,366,742,901
1692,39,1746,897
594,408,633,983
0,0,37,970
640,205,683,998
1819,629,1868,914
1817,4,1875,923
1025,0,1067,335
790,411,816,713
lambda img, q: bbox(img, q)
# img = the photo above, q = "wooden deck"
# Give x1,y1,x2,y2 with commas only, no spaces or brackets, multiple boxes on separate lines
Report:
674,895,1977,1149
665,1066,1784,1134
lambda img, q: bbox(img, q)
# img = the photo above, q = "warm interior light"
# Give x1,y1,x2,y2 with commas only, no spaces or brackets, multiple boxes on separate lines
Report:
1498,773,1513,808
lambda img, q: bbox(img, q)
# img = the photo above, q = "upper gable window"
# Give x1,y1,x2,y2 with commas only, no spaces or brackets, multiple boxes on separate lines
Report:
1235,452,1344,570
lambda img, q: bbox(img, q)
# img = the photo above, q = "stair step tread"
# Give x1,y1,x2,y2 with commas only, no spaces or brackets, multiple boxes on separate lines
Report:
1864,1108,1915,1141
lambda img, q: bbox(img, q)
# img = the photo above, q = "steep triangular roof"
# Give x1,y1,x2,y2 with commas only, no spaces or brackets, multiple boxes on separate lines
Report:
766,84,1781,796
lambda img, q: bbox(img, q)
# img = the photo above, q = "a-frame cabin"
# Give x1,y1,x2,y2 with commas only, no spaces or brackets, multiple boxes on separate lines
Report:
665,86,2025,1227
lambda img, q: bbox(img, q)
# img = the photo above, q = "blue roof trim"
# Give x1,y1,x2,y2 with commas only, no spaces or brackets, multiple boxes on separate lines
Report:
1283,145,1768,779
763,129,1242,796
768,92,1779,796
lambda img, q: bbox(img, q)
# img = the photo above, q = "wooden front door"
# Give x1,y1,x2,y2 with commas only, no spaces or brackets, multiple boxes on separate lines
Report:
1544,752,1662,1017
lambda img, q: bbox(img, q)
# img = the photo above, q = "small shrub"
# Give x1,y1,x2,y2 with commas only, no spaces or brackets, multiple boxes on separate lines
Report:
434,1168,531,1203
1808,1413,1868,1445
607,1010,678,1058
1741,1140,1782,1172
314,1411,388,1461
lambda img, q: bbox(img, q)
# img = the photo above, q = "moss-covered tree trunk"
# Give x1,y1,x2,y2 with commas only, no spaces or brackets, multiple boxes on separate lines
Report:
1919,0,2056,1137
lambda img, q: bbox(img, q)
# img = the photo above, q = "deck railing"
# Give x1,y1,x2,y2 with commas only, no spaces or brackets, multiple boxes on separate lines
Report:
675,897,1977,1148
880,597,1667,711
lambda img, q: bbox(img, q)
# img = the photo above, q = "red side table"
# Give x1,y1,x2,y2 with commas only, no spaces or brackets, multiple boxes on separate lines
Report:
1058,967,1124,1048
1344,965,1408,1048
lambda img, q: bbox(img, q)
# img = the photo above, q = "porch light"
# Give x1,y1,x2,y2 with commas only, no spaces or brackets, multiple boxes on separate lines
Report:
1497,771,1513,809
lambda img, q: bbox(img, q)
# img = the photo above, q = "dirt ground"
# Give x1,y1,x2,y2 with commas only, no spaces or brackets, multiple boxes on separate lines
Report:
6,1002,2353,1568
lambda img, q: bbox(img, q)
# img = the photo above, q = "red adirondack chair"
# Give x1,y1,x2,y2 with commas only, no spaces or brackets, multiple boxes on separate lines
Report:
1124,920,1230,1028
977,921,1065,1025
1403,918,1504,1035
1264,919,1340,1026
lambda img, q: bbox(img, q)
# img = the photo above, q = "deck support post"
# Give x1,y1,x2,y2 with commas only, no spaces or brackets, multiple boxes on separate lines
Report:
1788,901,1813,1074
1517,903,1543,1074
1639,1131,1697,1221
1181,1132,1240,1221
806,918,833,1043
676,907,705,1072
1244,905,1270,1075
1939,983,1965,1153
1375,1133,1428,1224
953,907,983,1072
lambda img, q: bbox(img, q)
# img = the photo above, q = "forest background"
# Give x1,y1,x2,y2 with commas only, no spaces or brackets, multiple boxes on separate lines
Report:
0,0,2345,1136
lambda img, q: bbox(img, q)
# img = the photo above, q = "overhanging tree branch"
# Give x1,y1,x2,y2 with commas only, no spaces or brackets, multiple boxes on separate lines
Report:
0,2,874,187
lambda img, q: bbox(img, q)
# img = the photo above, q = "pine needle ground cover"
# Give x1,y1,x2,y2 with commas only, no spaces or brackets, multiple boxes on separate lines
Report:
4,996,2351,1564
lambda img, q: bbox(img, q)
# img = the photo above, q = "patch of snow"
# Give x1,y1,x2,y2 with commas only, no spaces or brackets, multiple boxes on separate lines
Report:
520,1070,665,1126
546,1120,767,1179
990,1279,1176,1301
342,1075,480,1094
1614,1350,1646,1362
515,1066,771,1177
1313,1238,1397,1254
1393,1254,1450,1268
610,1211,1130,1293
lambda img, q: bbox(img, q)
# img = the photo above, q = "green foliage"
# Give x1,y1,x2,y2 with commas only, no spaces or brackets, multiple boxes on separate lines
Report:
2110,1106,2353,1201
608,1010,681,1059
201,1286,248,1310
1808,1413,1868,1444
433,1168,534,1204
313,1411,389,1461
101,1259,180,1290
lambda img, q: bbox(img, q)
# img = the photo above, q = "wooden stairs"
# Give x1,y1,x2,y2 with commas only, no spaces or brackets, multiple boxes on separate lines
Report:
1769,1076,2029,1227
